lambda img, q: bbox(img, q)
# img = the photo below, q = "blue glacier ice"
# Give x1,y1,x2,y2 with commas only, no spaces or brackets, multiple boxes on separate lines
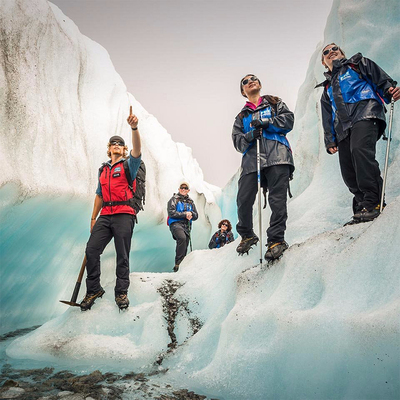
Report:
1,0,400,399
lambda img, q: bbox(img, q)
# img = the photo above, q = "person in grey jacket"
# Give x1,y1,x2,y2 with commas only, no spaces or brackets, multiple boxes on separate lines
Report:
316,43,399,222
167,182,198,272
232,74,295,260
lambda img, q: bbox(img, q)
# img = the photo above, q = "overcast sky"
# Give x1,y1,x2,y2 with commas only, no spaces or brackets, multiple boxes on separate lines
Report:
51,0,333,187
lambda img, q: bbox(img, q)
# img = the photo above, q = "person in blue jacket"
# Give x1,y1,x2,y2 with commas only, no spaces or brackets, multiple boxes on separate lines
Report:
167,182,198,272
232,74,295,260
316,43,399,222
208,219,234,249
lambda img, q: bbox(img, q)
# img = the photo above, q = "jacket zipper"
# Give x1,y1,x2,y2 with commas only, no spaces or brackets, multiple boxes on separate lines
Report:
108,165,112,213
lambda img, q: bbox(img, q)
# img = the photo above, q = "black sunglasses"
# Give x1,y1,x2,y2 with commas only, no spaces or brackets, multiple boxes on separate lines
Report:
180,186,189,190
110,141,124,146
221,223,228,226
322,46,339,56
241,76,258,86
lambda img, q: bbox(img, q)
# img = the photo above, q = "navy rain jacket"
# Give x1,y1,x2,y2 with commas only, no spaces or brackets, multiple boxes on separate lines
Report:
316,53,397,153
232,96,295,177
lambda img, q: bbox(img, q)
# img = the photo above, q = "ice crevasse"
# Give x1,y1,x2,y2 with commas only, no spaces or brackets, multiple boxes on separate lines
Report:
1,0,400,399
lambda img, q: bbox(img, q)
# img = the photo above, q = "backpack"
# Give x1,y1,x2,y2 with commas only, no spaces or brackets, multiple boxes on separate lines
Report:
99,159,146,222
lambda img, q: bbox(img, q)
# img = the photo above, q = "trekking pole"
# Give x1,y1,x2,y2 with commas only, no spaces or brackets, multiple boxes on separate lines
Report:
380,98,395,213
59,255,86,307
188,220,193,252
256,136,263,264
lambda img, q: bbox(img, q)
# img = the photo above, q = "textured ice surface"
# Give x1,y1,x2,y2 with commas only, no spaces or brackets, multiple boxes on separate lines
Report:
2,0,400,399
0,0,221,332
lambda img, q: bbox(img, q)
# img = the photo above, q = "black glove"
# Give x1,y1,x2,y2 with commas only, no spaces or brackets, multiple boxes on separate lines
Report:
251,126,262,140
251,119,270,130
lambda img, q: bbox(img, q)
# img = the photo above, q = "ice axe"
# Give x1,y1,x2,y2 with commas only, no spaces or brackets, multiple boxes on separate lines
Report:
380,98,395,213
59,255,86,307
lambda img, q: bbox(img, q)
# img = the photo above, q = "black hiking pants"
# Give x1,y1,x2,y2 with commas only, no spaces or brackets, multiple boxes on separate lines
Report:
236,164,290,243
338,119,383,212
170,221,190,266
85,213,135,296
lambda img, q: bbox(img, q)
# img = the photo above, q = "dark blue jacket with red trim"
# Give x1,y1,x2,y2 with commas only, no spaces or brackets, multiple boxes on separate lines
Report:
316,53,397,152
232,96,295,177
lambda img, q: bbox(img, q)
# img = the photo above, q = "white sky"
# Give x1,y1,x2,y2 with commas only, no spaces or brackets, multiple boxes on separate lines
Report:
51,0,333,187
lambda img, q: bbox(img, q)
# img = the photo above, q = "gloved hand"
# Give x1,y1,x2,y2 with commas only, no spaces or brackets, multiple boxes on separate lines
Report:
251,119,270,129
252,128,262,140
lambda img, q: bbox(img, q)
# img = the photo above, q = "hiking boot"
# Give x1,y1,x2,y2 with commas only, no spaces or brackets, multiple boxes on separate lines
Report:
264,241,289,261
80,288,105,311
115,293,129,310
353,205,380,222
173,264,180,272
236,235,259,255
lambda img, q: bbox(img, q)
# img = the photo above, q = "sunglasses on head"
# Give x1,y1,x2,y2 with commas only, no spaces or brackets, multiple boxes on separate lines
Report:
322,46,339,56
110,141,124,146
241,76,258,86
180,186,189,190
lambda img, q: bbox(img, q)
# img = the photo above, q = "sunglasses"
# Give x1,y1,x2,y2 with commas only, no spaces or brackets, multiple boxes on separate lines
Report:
180,186,189,190
221,223,228,226
322,46,339,56
241,76,258,86
110,141,124,146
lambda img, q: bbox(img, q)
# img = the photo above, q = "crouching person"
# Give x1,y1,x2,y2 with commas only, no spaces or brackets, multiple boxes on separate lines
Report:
167,182,198,272
208,219,234,249
80,107,141,311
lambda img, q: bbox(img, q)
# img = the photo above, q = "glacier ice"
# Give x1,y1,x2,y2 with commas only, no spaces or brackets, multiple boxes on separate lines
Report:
0,0,222,333
1,0,400,399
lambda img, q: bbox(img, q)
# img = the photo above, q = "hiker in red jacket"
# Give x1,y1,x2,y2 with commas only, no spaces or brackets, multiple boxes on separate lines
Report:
80,107,141,311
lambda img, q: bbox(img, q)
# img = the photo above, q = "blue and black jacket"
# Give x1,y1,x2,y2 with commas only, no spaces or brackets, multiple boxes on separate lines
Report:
232,96,295,177
316,53,397,152
208,230,234,249
167,193,198,228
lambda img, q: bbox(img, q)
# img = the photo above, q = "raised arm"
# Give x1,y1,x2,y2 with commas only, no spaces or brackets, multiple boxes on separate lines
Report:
127,106,141,158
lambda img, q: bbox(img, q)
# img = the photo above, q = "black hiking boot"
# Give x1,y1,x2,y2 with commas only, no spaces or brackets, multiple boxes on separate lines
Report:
80,288,105,311
115,293,129,310
236,235,259,255
264,241,289,261
353,205,380,222
173,264,180,272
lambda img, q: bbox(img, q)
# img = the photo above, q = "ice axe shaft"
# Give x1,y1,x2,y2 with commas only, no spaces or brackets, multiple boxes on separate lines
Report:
59,255,86,307
380,98,395,213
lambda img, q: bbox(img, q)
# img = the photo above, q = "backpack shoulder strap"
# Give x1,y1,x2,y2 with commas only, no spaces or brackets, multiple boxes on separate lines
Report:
123,159,134,187
349,63,361,75
98,162,107,176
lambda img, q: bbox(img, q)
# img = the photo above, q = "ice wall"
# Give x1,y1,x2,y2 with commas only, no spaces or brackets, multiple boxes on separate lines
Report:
2,0,400,399
0,0,221,333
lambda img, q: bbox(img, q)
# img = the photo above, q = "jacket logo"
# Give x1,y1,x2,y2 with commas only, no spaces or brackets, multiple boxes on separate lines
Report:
115,167,121,172
260,109,272,119
339,71,351,81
